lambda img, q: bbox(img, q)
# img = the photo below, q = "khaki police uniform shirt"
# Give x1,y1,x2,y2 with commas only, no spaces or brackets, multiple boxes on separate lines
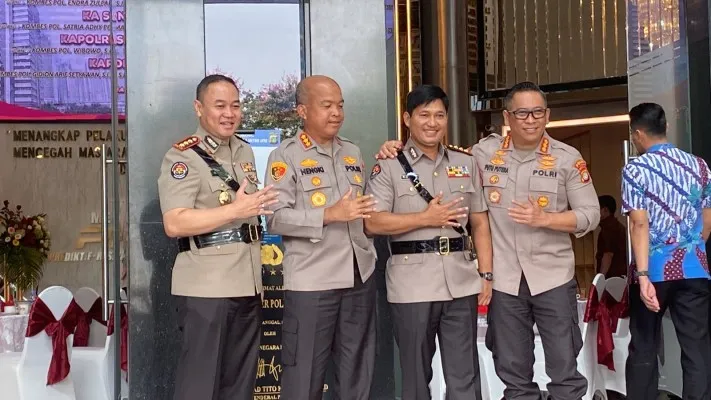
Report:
472,132,600,296
264,132,376,291
366,140,486,303
157,126,262,298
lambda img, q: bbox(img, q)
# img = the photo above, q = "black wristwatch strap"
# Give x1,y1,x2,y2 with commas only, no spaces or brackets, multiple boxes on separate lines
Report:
480,272,493,281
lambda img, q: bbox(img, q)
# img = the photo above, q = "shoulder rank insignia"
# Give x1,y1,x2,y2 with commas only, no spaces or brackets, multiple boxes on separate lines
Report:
299,133,313,149
446,144,472,155
501,135,511,149
173,135,200,151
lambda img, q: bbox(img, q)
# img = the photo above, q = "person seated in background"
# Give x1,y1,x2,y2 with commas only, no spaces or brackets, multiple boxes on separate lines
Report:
596,195,627,278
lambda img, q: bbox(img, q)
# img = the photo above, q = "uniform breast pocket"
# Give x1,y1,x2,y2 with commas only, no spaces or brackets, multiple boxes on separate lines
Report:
208,178,233,207
447,178,479,212
299,174,333,208
394,180,425,211
345,169,365,193
529,177,559,211
481,172,509,208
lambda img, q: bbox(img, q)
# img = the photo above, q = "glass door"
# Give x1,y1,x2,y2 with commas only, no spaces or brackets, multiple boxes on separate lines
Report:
105,0,129,396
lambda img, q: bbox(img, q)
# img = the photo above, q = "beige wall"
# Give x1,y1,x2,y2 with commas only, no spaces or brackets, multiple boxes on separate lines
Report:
1,122,128,295
549,121,629,292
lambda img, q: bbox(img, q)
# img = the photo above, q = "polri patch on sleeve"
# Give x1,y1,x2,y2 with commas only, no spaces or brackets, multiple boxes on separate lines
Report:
574,159,591,183
370,163,382,179
171,162,189,179
270,161,288,182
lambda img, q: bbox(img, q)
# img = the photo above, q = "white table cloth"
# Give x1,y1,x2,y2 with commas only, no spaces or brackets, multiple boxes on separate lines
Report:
0,313,28,353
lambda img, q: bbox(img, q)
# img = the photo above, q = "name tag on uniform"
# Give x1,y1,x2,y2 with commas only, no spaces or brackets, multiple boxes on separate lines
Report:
345,165,362,172
446,165,470,178
300,166,325,175
532,169,558,178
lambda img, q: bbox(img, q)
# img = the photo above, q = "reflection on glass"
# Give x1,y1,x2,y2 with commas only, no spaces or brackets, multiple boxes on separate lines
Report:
205,2,301,140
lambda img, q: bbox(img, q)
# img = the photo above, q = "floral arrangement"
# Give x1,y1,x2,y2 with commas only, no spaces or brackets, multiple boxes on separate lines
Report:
0,200,51,292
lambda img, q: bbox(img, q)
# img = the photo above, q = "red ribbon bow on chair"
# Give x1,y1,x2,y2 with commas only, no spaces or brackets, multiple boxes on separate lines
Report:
583,285,629,371
107,303,128,372
25,298,83,385
73,297,107,347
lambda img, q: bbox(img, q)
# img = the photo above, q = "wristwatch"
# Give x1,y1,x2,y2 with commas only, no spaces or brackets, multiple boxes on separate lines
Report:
635,270,650,277
480,272,493,281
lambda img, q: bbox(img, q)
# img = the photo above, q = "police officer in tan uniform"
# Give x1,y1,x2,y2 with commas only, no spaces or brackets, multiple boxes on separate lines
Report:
158,74,278,400
376,81,600,400
264,75,377,400
365,85,492,399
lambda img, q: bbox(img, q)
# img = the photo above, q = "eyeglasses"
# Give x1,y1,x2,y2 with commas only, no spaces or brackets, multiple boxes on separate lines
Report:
508,108,548,120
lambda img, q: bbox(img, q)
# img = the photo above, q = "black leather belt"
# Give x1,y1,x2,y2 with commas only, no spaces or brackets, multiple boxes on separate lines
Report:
390,236,465,255
178,224,263,252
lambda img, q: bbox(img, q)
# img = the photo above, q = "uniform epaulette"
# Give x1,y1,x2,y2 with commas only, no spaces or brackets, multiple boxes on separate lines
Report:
173,135,200,151
446,144,473,155
337,135,353,144
480,133,503,143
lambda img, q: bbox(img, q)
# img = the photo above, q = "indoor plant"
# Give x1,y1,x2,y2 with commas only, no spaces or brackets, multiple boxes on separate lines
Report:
0,200,51,300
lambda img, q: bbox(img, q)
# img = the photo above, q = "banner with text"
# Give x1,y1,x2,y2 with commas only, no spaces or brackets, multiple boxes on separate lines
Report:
239,129,285,399
0,0,125,120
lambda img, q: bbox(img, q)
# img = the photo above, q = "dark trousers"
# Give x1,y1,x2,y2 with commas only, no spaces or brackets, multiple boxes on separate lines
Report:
390,295,482,400
173,295,262,400
486,278,586,400
626,278,711,400
280,272,377,400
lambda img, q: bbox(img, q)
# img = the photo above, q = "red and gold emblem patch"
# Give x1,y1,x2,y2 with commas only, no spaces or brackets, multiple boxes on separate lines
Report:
171,162,188,179
270,161,288,182
370,164,382,179
574,159,591,183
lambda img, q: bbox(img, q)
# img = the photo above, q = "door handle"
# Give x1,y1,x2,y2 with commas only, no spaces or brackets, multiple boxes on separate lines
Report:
100,143,127,320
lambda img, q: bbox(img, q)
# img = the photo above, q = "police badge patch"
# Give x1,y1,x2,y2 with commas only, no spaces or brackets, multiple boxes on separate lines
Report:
370,164,382,179
171,162,188,179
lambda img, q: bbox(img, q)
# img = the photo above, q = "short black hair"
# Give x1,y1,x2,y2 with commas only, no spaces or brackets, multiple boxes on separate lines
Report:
598,195,617,214
406,85,449,115
196,74,238,101
629,102,667,137
504,81,547,110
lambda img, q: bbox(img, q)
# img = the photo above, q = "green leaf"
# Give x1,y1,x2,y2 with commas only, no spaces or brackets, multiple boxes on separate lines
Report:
2,246,46,291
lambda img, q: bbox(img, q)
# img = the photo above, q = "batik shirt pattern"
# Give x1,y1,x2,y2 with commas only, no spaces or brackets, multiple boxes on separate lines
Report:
622,143,711,283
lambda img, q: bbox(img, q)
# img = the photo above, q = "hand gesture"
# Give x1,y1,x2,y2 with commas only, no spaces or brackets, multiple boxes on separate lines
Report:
639,277,660,312
375,140,403,160
508,196,549,228
326,188,377,223
421,192,468,227
231,178,279,218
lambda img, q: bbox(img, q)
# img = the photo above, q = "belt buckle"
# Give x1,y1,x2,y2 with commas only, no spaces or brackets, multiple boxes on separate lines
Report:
437,236,450,256
248,224,260,243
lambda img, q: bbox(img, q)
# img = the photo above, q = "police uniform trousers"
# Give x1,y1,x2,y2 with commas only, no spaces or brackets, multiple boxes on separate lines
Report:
486,276,586,400
390,294,482,400
626,279,711,400
280,260,377,400
173,295,262,400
